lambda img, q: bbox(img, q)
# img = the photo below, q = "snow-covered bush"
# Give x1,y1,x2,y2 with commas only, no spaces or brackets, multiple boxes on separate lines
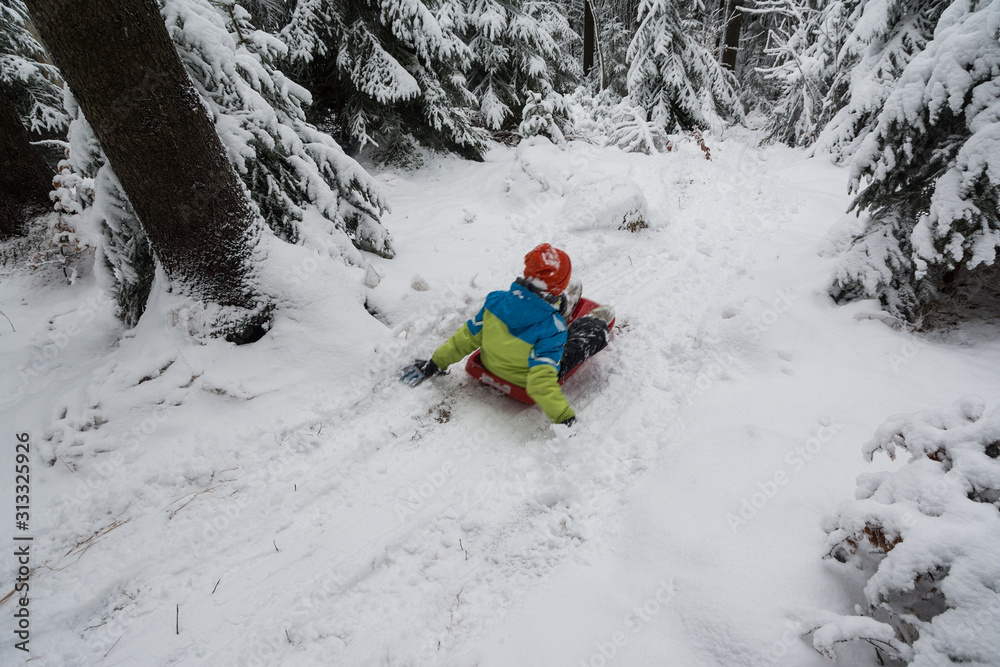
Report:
830,0,1000,323
626,0,743,133
561,86,620,141
518,90,567,144
59,94,152,325
608,103,669,155
0,0,67,137
809,396,1000,665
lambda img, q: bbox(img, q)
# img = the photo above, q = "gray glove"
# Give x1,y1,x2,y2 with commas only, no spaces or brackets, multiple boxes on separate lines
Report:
400,359,442,387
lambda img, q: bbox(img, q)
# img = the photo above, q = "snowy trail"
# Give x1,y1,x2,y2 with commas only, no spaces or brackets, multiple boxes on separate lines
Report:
182,138,794,665
8,136,992,666
1,139,772,665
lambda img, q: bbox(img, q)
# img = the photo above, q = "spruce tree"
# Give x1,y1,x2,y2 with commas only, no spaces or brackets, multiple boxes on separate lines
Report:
0,82,53,239
61,0,394,326
760,0,859,147
814,0,949,160
281,0,487,160
594,8,639,97
0,0,67,137
626,0,743,132
831,0,1000,322
553,0,638,95
26,0,268,335
717,0,796,111
165,0,392,257
457,0,578,129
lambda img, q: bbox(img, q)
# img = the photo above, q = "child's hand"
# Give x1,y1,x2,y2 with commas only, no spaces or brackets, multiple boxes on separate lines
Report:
400,359,441,386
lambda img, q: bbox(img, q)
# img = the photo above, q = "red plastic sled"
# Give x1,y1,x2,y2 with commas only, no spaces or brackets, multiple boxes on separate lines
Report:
464,297,614,404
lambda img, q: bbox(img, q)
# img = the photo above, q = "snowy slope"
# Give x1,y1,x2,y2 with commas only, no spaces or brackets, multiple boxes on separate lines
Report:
3,135,999,666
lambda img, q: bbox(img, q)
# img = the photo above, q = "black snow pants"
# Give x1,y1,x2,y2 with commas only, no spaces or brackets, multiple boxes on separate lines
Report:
558,315,610,380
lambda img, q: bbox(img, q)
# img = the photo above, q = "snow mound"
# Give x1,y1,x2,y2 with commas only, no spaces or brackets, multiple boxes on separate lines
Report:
564,174,649,233
508,137,659,233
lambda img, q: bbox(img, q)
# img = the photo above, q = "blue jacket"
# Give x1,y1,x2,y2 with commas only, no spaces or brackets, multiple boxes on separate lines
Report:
432,280,573,422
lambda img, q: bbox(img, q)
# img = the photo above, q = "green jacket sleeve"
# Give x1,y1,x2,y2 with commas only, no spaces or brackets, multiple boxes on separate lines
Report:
431,323,483,370
526,365,575,423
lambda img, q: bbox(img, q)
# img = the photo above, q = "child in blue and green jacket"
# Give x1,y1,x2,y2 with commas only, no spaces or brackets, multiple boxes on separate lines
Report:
401,244,613,425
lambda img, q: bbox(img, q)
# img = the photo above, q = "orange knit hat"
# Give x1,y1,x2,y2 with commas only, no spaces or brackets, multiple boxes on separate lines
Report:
523,243,571,295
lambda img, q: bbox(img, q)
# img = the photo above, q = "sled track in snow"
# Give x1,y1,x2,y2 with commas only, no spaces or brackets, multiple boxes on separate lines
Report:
11,140,800,665
220,169,785,663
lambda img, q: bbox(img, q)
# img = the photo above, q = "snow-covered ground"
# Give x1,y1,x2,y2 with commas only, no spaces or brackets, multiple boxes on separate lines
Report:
3,134,1000,666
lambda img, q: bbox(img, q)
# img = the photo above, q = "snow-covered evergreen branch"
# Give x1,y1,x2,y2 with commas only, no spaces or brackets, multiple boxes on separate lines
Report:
0,0,67,135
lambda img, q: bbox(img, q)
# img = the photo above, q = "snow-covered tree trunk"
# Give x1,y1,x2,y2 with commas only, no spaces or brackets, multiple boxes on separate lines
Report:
0,81,52,239
25,0,266,322
721,0,743,71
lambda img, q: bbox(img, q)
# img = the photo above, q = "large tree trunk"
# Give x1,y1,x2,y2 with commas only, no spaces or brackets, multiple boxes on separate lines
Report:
0,83,53,239
24,0,263,313
583,0,595,75
721,0,743,71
